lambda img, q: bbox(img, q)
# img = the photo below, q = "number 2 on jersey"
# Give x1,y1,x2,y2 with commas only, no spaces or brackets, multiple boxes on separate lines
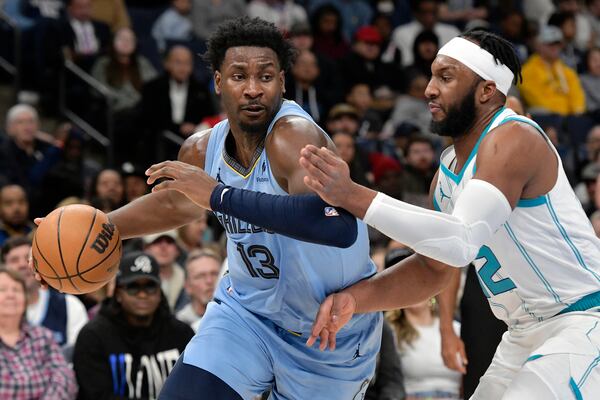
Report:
236,243,280,279
476,246,516,296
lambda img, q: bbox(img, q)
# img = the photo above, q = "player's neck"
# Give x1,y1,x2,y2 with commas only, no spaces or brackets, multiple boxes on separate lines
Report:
453,106,502,171
227,127,265,168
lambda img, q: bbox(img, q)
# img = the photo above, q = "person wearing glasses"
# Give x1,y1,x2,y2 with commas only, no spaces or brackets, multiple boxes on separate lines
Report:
72,251,194,400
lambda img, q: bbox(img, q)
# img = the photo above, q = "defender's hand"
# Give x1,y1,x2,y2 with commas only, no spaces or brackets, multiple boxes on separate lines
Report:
299,145,353,208
146,160,218,210
306,291,357,351
440,328,468,374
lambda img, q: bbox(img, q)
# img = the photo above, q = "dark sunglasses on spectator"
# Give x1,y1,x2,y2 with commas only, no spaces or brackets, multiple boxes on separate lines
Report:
120,281,160,296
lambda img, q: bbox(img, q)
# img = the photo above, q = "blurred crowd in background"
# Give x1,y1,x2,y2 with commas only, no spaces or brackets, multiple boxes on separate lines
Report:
2,0,600,399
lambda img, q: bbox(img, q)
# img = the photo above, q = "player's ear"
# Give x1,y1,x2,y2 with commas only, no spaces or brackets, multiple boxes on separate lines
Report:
479,81,497,104
279,70,285,94
214,71,222,95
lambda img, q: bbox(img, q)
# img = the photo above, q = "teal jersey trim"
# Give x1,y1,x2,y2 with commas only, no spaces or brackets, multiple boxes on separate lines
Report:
526,354,543,362
570,377,583,400
517,196,547,207
489,299,510,319
578,355,600,389
440,162,460,184
497,115,545,134
587,321,599,337
433,195,441,211
439,107,506,184
558,291,600,316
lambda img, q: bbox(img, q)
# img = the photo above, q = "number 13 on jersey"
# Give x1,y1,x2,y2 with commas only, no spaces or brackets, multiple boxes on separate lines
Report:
236,243,280,279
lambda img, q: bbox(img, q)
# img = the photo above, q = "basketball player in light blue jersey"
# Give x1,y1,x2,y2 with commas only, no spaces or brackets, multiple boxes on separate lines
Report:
103,17,382,400
301,30,600,399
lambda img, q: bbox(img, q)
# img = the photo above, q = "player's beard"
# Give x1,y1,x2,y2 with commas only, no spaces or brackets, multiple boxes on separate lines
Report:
240,119,271,136
430,86,477,138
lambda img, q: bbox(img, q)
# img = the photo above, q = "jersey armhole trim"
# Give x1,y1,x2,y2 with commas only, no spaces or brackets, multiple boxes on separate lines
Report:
517,196,547,207
526,354,544,362
570,377,583,400
433,195,442,211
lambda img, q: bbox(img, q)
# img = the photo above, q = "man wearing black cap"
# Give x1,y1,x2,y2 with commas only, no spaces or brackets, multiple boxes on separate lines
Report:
73,252,194,400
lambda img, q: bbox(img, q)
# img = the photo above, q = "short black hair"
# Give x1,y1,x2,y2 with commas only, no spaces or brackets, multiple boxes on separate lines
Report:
1,236,31,263
204,17,296,72
461,29,523,86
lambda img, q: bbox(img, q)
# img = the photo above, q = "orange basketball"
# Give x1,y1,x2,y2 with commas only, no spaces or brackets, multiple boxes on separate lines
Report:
31,204,122,294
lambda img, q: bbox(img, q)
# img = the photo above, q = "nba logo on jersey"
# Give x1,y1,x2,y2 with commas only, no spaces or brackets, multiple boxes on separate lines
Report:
324,207,340,217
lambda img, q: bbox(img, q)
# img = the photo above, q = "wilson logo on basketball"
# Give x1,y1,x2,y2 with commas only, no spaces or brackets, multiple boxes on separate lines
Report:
90,222,116,254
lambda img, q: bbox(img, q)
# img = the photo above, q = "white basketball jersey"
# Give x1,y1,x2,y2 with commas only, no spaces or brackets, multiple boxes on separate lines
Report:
433,107,600,330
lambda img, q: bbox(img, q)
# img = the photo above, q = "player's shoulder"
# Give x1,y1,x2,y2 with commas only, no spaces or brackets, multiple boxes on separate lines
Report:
267,115,329,150
477,117,552,177
483,117,547,151
178,128,213,167
271,114,322,137
183,128,213,149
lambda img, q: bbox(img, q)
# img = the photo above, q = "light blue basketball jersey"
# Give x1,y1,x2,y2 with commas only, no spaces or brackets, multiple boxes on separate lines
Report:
204,100,378,335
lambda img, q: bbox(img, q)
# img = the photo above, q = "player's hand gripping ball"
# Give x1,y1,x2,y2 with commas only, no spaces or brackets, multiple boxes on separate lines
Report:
31,205,122,294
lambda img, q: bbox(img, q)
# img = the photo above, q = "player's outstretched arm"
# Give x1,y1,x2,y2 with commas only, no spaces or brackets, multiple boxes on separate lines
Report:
109,131,210,239
300,121,553,267
28,132,211,285
308,253,454,351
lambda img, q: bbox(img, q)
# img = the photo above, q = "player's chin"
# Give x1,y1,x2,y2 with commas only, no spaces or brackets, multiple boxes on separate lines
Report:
239,119,269,135
430,110,447,122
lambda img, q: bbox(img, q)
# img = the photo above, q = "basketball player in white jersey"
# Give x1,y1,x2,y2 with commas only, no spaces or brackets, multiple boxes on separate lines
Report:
300,29,600,399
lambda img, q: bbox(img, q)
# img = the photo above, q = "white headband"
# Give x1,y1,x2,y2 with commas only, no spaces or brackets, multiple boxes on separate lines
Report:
437,37,514,96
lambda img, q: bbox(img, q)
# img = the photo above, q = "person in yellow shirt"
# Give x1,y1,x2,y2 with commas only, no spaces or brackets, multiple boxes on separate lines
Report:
520,25,586,115
91,0,131,32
